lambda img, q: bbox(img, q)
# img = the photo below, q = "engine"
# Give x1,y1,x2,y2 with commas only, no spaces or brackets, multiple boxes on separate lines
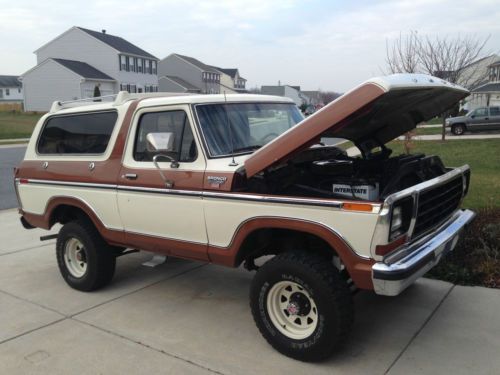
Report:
246,145,448,202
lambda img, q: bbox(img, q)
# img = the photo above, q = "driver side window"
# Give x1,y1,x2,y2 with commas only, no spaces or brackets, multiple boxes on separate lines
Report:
473,108,488,117
133,110,197,162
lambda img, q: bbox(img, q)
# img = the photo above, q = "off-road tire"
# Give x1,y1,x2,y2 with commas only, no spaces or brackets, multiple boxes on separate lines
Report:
250,251,353,362
451,123,466,135
56,220,116,291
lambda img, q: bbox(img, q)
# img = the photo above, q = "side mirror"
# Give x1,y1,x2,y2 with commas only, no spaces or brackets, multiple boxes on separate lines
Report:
146,132,175,152
470,115,475,119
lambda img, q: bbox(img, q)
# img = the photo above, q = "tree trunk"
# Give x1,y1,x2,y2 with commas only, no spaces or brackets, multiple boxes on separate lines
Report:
441,114,446,141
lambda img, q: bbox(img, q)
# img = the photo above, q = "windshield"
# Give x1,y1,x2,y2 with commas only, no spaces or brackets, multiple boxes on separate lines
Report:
196,102,303,157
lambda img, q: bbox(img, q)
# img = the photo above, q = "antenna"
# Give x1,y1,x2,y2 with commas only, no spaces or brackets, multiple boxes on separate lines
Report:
224,91,238,166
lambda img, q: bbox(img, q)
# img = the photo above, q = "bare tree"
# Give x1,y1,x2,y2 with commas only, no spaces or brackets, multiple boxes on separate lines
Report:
386,32,490,141
319,91,342,104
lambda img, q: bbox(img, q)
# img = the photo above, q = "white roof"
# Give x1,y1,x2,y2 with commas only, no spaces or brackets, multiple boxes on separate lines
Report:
49,92,294,114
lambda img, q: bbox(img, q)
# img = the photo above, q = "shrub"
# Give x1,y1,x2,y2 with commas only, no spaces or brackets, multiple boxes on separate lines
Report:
426,207,500,288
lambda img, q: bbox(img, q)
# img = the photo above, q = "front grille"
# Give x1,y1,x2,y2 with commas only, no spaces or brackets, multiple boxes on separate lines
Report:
413,176,463,237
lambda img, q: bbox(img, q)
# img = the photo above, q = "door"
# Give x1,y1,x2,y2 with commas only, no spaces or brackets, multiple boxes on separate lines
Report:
117,105,209,261
488,107,500,131
467,107,490,131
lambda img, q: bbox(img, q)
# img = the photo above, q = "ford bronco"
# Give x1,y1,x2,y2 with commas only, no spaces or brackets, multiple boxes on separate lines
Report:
15,73,475,361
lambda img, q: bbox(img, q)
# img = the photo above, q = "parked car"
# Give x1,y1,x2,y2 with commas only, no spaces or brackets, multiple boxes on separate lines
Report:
15,73,474,362
446,106,500,135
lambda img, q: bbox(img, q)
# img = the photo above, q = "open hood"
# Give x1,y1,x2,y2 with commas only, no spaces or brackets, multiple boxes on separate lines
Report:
244,73,469,178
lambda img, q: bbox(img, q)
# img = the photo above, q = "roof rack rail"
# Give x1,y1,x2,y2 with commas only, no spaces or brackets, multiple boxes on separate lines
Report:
49,94,118,113
49,91,195,112
112,91,195,106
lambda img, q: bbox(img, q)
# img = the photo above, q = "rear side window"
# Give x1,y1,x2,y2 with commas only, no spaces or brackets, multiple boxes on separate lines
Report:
490,107,500,116
37,111,118,154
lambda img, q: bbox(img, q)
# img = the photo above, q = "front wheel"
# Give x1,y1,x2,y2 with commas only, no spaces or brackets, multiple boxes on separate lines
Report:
451,124,466,135
56,220,116,291
250,251,353,362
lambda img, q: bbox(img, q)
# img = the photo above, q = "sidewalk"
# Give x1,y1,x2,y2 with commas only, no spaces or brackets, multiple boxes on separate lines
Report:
1,208,499,374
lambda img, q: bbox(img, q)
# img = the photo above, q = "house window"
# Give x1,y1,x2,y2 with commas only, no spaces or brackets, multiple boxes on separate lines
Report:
145,60,150,74
18,88,21,93
152,61,157,75
137,58,143,73
130,84,137,93
6,88,10,96
120,55,127,71
130,57,136,72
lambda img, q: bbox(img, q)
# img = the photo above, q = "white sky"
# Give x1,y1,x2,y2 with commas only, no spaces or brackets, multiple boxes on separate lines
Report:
1,0,499,92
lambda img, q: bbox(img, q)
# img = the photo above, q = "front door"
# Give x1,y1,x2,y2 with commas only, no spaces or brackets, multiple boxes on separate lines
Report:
117,105,209,261
468,107,490,131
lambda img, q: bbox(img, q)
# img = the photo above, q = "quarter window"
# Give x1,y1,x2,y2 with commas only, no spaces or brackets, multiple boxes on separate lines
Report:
134,110,197,162
37,112,118,154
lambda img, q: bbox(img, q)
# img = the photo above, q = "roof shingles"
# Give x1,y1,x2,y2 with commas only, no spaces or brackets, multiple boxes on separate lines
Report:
77,27,157,59
0,75,21,88
53,59,115,80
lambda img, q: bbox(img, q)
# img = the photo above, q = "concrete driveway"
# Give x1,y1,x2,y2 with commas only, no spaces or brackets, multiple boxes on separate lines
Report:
1,208,500,374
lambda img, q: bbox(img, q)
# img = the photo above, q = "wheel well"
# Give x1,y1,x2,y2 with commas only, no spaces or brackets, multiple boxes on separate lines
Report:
235,228,338,267
50,205,92,228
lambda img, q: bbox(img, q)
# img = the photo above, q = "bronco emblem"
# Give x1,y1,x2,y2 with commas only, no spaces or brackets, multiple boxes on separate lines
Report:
207,176,227,186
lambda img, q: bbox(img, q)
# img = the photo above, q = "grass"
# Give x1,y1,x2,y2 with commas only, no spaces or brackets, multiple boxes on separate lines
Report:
414,126,446,136
387,139,500,209
0,112,43,139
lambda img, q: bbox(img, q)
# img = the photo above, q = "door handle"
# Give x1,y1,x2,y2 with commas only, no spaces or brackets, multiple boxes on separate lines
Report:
122,173,138,180
485,118,489,120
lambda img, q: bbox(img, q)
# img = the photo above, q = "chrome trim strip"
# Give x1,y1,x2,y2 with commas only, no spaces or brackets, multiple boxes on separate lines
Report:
202,191,344,208
24,178,117,190
18,178,379,209
372,209,475,296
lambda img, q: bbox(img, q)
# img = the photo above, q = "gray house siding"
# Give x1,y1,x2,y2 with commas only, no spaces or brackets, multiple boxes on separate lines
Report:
158,55,202,90
81,81,116,98
36,27,158,91
22,60,82,112
158,54,219,94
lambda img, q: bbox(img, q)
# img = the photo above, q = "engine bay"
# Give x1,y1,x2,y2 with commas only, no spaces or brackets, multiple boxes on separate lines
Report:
244,144,448,202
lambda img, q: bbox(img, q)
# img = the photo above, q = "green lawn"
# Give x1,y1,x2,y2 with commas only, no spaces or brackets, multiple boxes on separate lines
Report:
0,112,43,139
388,139,500,209
414,126,445,135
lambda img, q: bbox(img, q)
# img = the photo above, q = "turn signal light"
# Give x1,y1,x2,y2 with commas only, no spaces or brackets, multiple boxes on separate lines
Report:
342,203,373,212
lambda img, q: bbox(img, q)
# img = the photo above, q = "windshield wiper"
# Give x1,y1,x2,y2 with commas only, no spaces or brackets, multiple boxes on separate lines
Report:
232,145,262,153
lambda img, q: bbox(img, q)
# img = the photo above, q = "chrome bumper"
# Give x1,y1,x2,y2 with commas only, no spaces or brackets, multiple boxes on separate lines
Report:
372,209,475,296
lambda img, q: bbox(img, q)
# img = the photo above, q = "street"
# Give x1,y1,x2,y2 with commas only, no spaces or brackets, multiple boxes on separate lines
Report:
0,146,25,210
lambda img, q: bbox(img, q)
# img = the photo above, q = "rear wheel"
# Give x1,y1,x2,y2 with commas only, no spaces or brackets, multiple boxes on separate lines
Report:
451,123,466,135
56,220,116,291
250,251,353,362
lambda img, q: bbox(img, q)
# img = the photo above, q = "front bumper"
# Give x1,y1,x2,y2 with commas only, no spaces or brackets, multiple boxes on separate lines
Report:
372,209,475,296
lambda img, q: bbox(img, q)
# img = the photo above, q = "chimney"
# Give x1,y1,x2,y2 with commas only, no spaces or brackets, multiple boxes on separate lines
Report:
102,29,106,34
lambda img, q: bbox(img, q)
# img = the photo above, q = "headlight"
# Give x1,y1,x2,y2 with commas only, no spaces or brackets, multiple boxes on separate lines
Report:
389,198,413,241
391,206,403,231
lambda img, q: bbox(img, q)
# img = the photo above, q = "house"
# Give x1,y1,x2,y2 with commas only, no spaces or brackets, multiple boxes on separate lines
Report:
301,90,322,106
451,54,500,111
0,75,23,102
212,67,247,93
261,85,310,106
21,26,159,111
158,53,247,94
466,57,500,110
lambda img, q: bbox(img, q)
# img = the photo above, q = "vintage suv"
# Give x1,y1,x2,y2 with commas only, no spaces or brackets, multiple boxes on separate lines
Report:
15,74,475,361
